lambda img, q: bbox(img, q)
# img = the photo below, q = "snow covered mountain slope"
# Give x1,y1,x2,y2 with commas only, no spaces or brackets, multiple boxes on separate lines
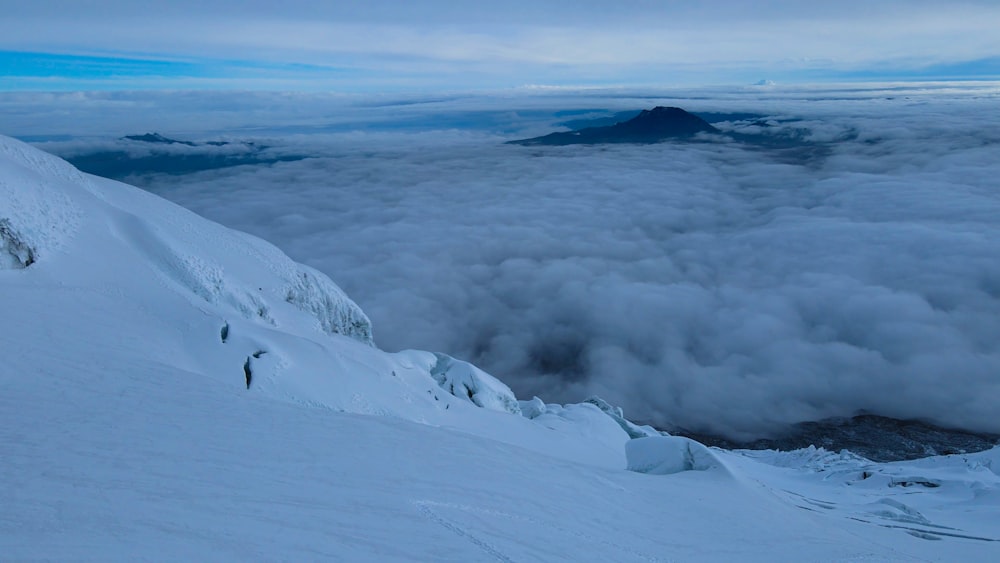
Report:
2,134,999,560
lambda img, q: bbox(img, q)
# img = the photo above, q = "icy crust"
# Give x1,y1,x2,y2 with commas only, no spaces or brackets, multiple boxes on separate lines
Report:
0,135,372,345
626,436,726,475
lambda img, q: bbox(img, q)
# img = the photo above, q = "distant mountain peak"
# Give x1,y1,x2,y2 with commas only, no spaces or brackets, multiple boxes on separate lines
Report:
622,106,718,134
639,106,689,116
510,106,718,146
122,132,196,146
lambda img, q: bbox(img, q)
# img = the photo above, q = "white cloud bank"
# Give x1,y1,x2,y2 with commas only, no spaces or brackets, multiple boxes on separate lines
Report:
35,85,1000,440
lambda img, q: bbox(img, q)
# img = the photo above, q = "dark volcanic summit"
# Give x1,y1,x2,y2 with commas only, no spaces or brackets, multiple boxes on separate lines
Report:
122,132,197,146
511,106,719,146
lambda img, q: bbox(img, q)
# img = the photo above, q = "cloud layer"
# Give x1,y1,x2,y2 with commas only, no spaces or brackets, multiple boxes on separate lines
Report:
41,87,1000,439
3,1,1000,89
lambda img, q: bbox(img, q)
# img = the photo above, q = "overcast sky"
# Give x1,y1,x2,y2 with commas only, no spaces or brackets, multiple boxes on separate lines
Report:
2,1,1000,90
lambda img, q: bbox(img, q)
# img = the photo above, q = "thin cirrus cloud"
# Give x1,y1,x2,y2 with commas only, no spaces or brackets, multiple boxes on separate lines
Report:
39,85,998,440
2,1,1000,90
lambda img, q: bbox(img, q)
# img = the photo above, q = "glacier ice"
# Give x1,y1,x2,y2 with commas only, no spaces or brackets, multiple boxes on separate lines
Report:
283,267,374,345
429,352,522,415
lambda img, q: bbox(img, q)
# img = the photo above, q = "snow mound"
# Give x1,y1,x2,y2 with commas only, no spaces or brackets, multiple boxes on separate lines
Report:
626,436,726,475
584,396,661,439
429,353,521,415
519,396,547,419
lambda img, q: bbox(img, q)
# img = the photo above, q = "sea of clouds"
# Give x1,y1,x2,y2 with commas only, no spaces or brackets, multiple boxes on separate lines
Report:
24,84,1000,439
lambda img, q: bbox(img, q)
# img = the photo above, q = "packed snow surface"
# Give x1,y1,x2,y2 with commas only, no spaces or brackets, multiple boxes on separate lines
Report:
2,135,999,560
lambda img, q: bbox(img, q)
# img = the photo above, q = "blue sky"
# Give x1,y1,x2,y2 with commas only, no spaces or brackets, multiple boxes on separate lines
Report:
0,51,366,91
2,1,1000,90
